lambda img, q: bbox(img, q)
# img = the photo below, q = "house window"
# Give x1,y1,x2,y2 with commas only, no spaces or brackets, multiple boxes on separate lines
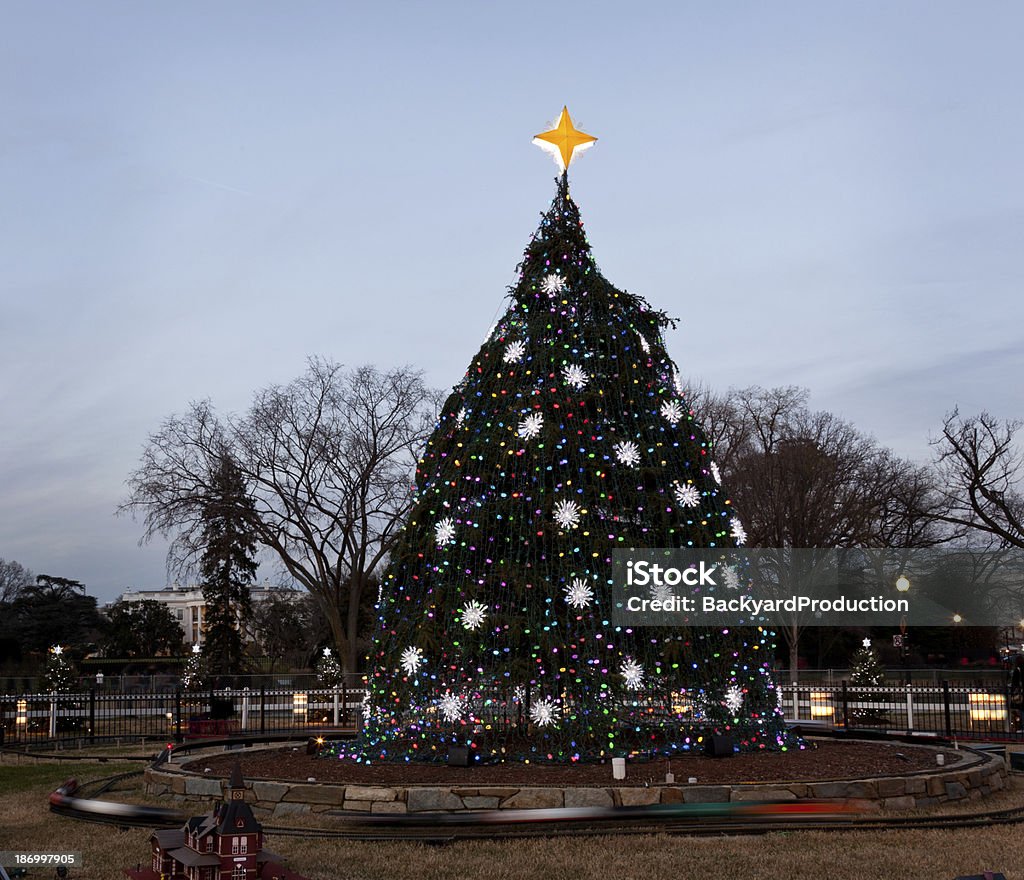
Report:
152,853,160,872
232,865,246,879
206,836,212,851
240,837,248,854
232,836,240,854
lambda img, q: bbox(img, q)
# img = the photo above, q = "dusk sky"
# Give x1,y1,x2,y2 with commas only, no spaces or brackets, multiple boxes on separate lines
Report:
2,2,1022,604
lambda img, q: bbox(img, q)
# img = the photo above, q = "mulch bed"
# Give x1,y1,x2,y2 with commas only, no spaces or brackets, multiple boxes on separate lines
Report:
185,740,962,787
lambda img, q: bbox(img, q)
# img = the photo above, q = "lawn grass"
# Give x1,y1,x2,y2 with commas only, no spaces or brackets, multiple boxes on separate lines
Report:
2,758,1024,880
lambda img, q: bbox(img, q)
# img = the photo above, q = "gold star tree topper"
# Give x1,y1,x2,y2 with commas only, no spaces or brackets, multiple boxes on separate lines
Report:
533,106,597,171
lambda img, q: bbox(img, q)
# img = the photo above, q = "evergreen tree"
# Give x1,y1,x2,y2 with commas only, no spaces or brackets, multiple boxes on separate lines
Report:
316,646,344,688
354,172,786,764
198,455,258,675
850,640,885,686
182,644,208,691
42,645,77,693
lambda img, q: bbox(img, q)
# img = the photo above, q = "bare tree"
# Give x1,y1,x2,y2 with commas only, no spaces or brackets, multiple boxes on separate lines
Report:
0,558,33,604
691,386,949,680
121,359,439,672
932,409,1024,549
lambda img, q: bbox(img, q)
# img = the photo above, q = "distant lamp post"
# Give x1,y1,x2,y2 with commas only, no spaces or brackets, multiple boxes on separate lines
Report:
953,612,963,667
895,576,911,686
95,671,104,688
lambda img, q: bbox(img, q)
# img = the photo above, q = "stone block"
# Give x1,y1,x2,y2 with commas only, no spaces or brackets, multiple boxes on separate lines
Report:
252,781,291,803
341,800,372,812
659,788,684,804
462,796,501,810
371,801,408,814
905,778,926,795
282,784,345,805
341,785,396,802
564,788,614,808
809,782,849,799
618,787,661,807
475,787,519,797
451,788,479,797
407,788,466,812
927,776,945,797
882,796,916,811
500,788,563,810
876,778,907,798
171,776,186,795
944,781,968,800
731,788,797,802
682,786,730,804
843,782,877,799
184,776,224,798
272,802,310,818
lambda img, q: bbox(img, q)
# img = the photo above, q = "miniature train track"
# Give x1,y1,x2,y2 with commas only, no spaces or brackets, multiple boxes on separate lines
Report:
49,773,1024,842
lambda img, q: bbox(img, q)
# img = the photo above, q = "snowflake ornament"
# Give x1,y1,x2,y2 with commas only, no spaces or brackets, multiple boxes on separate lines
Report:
564,577,594,609
673,371,686,398
613,440,641,467
721,564,741,591
460,599,488,631
456,406,467,428
673,481,701,508
637,332,651,354
400,646,424,676
541,273,566,297
650,582,674,604
322,646,332,657
439,692,466,723
724,685,744,715
530,696,559,728
730,518,748,545
518,411,544,440
553,498,581,529
710,461,722,485
504,340,526,363
621,658,645,690
435,516,456,547
361,692,373,722
562,363,588,390
512,685,526,703
660,400,685,425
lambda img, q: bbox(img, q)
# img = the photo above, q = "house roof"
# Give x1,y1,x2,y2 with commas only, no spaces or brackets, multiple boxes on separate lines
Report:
165,847,221,868
152,829,184,849
216,800,261,835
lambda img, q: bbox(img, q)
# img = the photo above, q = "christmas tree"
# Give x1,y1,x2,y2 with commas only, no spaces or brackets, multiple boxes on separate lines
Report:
317,646,344,688
42,645,77,693
850,639,885,687
350,109,787,764
182,644,208,691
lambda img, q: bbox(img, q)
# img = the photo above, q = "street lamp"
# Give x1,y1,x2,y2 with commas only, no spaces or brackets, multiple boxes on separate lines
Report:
895,575,911,686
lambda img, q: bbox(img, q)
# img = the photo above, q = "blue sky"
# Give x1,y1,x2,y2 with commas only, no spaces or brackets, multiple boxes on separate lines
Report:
2,2,1022,603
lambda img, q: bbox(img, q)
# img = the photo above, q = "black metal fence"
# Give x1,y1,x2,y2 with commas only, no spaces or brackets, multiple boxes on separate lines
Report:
0,682,365,748
781,682,1017,739
1,681,1018,748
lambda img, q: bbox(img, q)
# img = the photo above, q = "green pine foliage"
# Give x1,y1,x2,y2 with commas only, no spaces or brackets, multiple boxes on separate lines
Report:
316,646,344,687
41,646,77,693
850,643,886,687
181,646,208,691
354,175,787,764
198,455,258,675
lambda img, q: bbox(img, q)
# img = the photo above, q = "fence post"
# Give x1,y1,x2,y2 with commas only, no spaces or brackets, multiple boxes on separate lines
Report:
89,688,96,745
260,685,266,734
49,694,57,739
841,681,849,729
241,688,250,732
905,684,914,733
333,687,340,726
943,680,952,738
174,689,183,744
342,677,349,726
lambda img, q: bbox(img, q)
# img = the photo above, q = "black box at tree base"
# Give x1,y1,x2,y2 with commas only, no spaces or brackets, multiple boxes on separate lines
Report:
331,126,789,765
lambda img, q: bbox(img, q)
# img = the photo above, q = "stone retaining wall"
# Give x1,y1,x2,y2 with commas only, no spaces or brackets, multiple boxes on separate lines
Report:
145,746,1007,819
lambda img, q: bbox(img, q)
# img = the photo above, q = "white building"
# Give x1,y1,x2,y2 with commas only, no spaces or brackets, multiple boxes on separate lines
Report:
114,583,300,647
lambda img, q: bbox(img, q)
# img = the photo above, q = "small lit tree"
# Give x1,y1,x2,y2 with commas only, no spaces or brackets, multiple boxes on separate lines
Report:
849,638,888,725
316,646,344,688
181,644,208,691
42,644,77,693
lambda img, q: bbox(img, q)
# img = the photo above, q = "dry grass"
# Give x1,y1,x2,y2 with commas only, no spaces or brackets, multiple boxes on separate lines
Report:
2,759,1024,880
